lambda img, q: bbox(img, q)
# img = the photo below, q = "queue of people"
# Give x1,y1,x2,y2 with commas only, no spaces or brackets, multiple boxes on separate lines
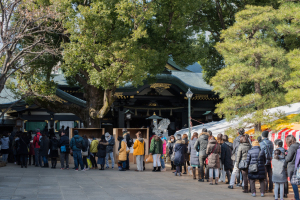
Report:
3,127,300,200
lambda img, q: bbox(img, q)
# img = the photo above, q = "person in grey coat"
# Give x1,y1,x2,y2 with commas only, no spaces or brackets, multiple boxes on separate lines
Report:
272,149,287,200
194,128,210,182
188,132,199,180
105,132,115,169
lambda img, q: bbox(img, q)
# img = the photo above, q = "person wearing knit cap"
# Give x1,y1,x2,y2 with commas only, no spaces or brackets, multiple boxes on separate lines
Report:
259,130,274,193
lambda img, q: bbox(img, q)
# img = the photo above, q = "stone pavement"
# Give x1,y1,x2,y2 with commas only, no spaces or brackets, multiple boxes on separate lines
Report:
0,163,275,200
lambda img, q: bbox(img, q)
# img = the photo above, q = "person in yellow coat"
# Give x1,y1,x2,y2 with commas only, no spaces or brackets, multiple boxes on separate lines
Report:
89,136,99,169
133,131,145,172
119,136,130,171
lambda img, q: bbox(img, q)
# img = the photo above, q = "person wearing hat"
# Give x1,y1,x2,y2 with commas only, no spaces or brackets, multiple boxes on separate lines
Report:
105,132,115,169
70,130,85,171
259,130,274,193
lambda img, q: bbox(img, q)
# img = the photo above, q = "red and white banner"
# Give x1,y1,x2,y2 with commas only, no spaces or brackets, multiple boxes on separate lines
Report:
269,128,300,149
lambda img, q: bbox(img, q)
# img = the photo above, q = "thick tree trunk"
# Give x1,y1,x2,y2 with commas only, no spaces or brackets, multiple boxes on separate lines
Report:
254,123,262,132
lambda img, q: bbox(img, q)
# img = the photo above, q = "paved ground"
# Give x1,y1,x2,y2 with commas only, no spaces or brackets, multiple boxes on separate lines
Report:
0,163,275,200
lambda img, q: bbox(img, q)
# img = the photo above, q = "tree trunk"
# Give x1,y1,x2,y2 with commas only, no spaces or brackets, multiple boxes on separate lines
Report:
0,75,7,94
254,123,262,132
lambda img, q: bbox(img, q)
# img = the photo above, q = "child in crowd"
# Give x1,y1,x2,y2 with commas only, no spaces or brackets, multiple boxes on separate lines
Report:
272,149,287,200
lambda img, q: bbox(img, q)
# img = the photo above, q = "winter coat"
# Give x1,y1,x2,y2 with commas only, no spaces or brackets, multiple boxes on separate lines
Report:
82,137,89,152
272,155,287,183
286,143,300,178
33,132,42,148
119,140,129,161
259,138,273,165
97,141,108,158
90,139,99,154
206,137,221,169
106,137,115,153
49,138,59,158
194,132,210,158
246,145,266,180
182,138,189,162
0,137,9,149
149,137,163,155
162,140,167,155
221,142,233,171
39,137,50,157
174,140,187,165
167,140,176,157
133,138,145,156
17,136,30,155
70,135,84,151
232,135,242,160
188,138,200,166
59,135,70,153
235,143,251,169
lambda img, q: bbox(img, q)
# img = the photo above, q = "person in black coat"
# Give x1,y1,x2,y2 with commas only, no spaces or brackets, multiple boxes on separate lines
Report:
17,132,30,168
221,135,233,184
246,141,266,197
49,136,59,169
97,135,108,170
285,135,300,200
59,131,70,169
173,134,187,176
40,133,50,168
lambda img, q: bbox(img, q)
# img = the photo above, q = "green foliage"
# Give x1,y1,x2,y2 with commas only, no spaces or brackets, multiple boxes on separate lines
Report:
212,4,293,129
56,0,201,90
195,0,280,84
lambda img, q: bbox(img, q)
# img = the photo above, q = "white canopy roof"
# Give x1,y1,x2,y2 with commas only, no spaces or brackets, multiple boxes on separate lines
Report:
175,102,300,137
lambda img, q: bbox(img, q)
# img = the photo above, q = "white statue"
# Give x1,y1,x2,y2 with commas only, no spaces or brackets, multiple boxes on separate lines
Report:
153,118,170,137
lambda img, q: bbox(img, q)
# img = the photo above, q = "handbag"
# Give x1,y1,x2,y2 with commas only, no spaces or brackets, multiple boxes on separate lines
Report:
145,154,153,163
206,143,217,165
70,149,73,156
171,151,175,162
61,145,66,153
82,151,88,156
292,168,300,185
238,160,248,170
249,150,261,173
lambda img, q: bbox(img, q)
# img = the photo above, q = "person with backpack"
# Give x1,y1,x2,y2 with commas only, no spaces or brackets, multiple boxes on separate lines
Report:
59,130,70,170
272,149,287,200
70,130,85,171
259,130,274,193
40,133,50,168
206,136,221,185
246,140,266,197
194,128,210,182
228,128,245,189
49,135,59,169
105,132,115,169
285,135,300,200
33,129,42,167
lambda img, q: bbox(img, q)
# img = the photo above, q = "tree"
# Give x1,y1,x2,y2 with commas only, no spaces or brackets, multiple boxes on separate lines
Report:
211,5,291,132
26,0,201,127
194,0,280,84
0,0,61,96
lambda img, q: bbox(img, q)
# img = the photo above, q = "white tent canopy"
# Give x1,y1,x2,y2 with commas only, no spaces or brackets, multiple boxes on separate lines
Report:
175,102,300,137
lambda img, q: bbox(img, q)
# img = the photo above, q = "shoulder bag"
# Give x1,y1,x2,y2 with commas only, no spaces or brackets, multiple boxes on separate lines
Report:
238,159,248,170
249,150,261,173
206,143,217,165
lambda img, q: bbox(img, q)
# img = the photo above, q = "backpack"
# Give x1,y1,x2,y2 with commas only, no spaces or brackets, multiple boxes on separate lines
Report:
82,139,88,152
127,137,133,148
75,138,82,149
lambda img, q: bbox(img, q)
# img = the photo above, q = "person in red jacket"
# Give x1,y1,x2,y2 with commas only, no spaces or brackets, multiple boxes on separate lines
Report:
33,129,42,167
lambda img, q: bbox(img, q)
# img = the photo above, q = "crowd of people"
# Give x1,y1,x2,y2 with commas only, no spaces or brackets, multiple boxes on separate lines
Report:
1,127,300,200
